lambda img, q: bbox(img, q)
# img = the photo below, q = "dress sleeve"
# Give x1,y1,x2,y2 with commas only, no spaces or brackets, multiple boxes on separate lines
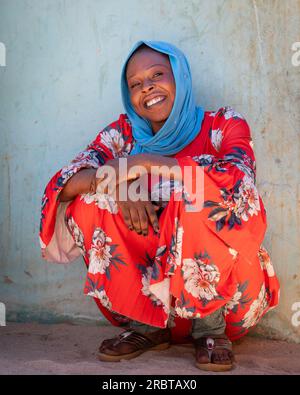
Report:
39,114,132,263
176,107,266,264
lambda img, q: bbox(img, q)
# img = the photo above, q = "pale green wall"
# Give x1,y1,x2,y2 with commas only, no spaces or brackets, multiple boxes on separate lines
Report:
0,0,299,342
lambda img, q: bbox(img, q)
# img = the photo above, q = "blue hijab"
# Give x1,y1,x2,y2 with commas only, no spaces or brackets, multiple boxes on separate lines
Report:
121,40,204,156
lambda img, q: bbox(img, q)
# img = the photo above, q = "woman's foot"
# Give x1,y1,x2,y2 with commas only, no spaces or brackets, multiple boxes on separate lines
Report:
195,334,235,372
98,328,171,362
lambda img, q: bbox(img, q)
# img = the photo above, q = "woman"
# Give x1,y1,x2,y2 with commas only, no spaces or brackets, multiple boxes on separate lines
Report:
40,41,280,372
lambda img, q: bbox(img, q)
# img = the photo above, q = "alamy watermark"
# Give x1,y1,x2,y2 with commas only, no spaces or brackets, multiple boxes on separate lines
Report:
0,302,6,326
291,42,300,67
291,302,300,327
95,159,204,212
0,42,6,67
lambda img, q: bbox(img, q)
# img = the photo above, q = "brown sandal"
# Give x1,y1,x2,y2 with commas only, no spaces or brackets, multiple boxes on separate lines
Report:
98,329,171,362
195,335,234,372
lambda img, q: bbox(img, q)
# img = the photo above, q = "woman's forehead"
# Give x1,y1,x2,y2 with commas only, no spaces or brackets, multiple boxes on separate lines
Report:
126,47,171,79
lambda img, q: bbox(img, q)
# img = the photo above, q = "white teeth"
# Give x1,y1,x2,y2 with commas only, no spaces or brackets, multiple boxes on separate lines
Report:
146,96,165,107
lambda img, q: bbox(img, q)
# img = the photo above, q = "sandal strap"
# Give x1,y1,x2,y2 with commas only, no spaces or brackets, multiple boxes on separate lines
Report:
112,330,156,350
195,336,232,361
195,336,232,349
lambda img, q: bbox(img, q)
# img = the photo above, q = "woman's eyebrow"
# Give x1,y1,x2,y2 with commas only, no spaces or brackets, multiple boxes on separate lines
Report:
127,63,169,79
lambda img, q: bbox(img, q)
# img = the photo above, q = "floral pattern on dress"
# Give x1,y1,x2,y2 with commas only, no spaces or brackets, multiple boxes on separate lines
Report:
231,284,270,335
80,192,118,214
175,292,201,319
221,106,245,120
194,147,256,182
136,253,169,315
175,305,201,319
192,154,215,167
84,278,112,310
242,284,269,328
100,128,132,158
182,252,221,306
151,179,181,204
203,174,260,231
66,216,86,256
88,227,126,279
228,247,238,259
151,179,192,208
167,217,184,275
224,281,252,316
40,193,49,233
209,128,223,152
92,288,112,310
141,266,163,306
258,246,275,277
56,150,107,190
151,246,168,280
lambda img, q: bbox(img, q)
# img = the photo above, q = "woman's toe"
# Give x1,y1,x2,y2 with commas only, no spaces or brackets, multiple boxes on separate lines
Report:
196,350,210,364
212,350,232,365
99,338,115,352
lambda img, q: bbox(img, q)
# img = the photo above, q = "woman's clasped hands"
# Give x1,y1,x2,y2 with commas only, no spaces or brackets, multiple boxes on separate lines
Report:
95,155,160,236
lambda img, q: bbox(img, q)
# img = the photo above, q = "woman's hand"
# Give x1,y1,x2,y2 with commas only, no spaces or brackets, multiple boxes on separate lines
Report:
115,180,160,236
95,154,181,195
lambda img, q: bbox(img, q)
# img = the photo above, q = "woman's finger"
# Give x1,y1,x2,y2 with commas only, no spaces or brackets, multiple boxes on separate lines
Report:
137,205,149,236
129,207,142,235
145,203,160,233
119,203,134,231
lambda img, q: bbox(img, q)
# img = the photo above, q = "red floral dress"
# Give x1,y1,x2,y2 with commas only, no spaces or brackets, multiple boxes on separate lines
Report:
40,107,280,343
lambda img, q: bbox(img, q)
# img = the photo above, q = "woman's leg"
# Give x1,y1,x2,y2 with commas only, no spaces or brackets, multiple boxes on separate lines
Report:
129,320,162,334
191,308,226,339
66,194,170,327
192,309,234,370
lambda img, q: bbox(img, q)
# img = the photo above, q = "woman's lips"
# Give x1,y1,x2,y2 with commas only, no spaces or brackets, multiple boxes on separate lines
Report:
144,95,166,109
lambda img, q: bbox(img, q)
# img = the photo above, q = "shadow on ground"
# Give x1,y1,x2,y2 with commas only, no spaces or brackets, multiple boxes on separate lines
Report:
0,323,299,375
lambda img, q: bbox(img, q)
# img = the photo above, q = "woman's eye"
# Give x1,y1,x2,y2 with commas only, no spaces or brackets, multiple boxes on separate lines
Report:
130,82,140,89
153,72,162,78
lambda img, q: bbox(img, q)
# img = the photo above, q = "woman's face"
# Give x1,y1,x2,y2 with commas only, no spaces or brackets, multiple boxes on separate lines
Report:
126,47,176,133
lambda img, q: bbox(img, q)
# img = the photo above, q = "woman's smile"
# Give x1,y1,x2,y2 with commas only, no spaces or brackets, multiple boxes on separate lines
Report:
126,46,176,133
144,95,166,109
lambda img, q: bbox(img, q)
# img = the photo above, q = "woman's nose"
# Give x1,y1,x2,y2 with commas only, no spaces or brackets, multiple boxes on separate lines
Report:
141,79,154,93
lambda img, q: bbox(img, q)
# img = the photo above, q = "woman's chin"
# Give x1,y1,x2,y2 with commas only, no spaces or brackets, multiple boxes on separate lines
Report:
146,114,170,131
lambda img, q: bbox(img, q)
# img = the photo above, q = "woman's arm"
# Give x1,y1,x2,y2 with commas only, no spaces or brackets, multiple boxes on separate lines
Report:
95,154,182,194
59,168,97,202
40,115,132,260
142,154,181,179
59,152,179,205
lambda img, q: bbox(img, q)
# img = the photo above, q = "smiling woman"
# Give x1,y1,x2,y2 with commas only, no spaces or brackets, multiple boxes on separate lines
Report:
126,45,176,133
39,40,280,372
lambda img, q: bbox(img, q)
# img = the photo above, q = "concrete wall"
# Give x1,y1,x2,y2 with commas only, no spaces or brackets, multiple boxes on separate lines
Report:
0,0,299,342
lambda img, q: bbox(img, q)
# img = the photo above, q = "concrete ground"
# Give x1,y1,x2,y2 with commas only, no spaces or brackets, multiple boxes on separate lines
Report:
0,322,299,375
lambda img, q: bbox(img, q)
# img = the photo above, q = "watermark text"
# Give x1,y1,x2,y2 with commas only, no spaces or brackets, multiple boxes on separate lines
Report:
0,302,6,326
291,302,300,327
0,42,6,67
291,42,300,67
95,160,204,212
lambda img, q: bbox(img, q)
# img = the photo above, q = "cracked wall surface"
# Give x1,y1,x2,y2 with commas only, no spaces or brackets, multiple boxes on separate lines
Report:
0,0,299,342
